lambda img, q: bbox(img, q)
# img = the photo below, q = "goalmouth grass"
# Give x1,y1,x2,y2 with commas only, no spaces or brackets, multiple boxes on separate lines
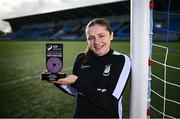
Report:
0,41,179,118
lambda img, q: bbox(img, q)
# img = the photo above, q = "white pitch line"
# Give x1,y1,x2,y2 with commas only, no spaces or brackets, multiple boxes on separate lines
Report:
0,67,73,87
0,75,39,87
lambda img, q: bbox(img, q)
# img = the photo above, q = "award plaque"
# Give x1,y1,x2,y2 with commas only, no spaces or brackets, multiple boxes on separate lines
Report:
41,43,66,81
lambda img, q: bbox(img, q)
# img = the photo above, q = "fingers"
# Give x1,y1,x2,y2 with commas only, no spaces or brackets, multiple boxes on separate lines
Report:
49,79,65,84
57,78,66,84
48,78,68,85
39,69,49,80
49,80,60,84
42,69,49,74
57,78,66,82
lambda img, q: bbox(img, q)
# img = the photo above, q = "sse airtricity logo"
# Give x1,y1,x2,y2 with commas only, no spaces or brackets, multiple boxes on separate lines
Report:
47,45,53,51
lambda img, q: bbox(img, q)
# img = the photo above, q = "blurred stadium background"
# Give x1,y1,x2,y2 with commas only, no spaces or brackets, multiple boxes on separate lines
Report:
0,0,180,118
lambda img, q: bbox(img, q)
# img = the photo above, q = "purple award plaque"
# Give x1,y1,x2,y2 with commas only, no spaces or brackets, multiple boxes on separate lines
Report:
41,43,66,81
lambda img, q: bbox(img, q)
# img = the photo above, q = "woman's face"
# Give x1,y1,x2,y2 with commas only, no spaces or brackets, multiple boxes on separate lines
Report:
86,24,113,56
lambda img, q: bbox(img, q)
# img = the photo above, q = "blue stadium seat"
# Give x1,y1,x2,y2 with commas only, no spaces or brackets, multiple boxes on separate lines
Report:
115,22,130,39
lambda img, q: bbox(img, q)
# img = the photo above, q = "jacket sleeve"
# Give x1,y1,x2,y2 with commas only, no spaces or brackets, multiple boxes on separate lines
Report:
72,76,117,111
72,55,131,111
53,83,78,96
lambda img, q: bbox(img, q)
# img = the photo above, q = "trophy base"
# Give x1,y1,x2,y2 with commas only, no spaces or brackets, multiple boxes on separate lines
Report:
41,72,66,81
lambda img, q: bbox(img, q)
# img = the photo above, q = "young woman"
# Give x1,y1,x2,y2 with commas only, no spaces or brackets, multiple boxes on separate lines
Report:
48,18,131,118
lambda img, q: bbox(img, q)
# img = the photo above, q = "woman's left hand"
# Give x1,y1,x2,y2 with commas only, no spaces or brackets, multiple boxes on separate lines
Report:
50,74,78,85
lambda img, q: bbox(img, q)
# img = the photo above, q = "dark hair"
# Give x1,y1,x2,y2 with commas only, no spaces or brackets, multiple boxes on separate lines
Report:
85,18,113,34
83,18,113,63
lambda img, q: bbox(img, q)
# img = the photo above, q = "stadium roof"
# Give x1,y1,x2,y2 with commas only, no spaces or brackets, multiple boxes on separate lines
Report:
3,0,180,31
4,1,130,26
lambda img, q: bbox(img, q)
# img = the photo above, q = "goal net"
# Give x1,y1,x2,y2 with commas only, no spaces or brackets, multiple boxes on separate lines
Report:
130,0,180,118
150,0,180,118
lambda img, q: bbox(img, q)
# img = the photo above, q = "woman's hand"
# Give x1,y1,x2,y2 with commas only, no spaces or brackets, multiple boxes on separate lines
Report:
50,75,78,85
40,69,49,80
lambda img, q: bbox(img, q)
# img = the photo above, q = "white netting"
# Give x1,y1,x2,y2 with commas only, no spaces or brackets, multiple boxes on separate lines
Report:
150,43,180,118
150,0,180,118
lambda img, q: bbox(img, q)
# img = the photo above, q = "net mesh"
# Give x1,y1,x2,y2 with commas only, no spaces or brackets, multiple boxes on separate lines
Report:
150,0,180,118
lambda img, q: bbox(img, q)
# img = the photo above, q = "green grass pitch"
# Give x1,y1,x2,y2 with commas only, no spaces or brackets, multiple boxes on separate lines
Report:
0,41,179,118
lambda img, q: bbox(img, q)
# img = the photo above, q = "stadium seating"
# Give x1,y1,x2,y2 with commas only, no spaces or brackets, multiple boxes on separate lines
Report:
114,21,130,40
1,18,129,40
2,15,179,41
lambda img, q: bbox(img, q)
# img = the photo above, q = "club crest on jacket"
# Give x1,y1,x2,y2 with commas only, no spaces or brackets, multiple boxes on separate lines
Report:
103,64,112,76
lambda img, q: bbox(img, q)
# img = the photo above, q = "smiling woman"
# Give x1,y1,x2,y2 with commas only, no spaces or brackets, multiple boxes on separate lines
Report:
85,19,113,56
41,18,131,118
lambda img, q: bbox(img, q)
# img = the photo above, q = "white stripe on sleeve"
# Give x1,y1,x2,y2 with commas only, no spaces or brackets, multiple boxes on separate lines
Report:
112,54,131,99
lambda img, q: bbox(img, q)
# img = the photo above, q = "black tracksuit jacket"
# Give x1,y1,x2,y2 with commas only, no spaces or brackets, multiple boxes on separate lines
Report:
54,49,131,118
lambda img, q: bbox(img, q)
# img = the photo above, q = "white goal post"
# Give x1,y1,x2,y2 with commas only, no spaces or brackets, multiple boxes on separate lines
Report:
130,0,151,118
